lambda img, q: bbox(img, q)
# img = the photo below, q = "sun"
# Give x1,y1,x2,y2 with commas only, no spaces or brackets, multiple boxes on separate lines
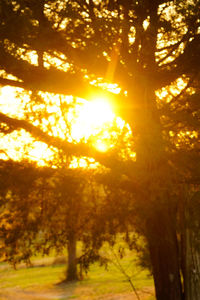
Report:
0,88,118,164
82,98,114,127
70,97,115,151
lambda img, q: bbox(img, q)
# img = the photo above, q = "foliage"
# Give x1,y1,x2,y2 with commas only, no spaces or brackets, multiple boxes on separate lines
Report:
0,159,96,268
1,0,200,299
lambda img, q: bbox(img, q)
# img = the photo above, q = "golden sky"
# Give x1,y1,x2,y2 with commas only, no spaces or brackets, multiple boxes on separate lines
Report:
0,85,132,167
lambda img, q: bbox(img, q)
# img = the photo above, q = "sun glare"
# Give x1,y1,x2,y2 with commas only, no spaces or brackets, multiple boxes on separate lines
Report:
0,87,127,166
94,140,108,152
70,98,115,145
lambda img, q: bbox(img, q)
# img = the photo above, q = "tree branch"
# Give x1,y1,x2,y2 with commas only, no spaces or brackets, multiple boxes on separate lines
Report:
0,112,136,173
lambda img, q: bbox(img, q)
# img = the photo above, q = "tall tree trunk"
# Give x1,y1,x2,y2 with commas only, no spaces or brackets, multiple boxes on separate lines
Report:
184,191,200,300
146,206,183,300
132,88,183,299
66,232,78,281
185,228,200,300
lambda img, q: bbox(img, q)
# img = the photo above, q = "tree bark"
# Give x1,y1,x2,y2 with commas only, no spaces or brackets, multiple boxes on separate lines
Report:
146,206,183,300
184,191,200,300
66,233,78,281
131,78,183,300
185,228,200,300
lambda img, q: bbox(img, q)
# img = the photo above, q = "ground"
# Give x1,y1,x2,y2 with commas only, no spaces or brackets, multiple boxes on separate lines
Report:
0,253,155,300
0,285,154,300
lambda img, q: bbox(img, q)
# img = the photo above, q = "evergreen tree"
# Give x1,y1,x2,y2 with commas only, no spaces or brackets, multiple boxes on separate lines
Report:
0,159,104,280
1,1,200,299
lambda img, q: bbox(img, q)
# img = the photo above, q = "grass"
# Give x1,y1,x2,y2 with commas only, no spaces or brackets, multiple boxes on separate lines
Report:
0,264,64,288
0,243,155,300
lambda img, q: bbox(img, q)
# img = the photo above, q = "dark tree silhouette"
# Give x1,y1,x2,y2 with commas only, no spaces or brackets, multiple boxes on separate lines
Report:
1,1,200,299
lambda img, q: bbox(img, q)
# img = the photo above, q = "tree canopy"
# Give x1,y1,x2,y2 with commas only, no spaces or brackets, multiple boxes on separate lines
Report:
1,1,200,299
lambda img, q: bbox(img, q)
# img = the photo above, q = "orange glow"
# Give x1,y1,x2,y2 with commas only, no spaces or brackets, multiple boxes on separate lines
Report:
69,97,115,152
0,85,133,166
94,140,108,152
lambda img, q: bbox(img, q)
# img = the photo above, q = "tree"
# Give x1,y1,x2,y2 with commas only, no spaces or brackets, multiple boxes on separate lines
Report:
1,1,200,299
33,166,102,281
0,158,104,280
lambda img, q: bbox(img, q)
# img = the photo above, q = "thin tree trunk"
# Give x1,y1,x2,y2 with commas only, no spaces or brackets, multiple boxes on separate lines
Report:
184,191,200,300
37,0,45,68
66,232,78,281
146,206,183,300
185,228,200,300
